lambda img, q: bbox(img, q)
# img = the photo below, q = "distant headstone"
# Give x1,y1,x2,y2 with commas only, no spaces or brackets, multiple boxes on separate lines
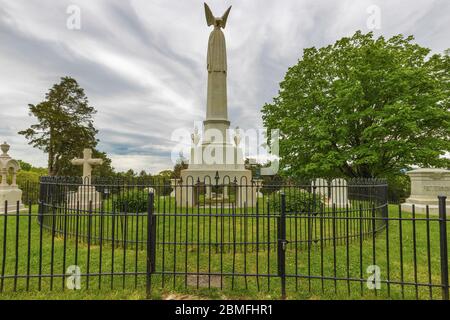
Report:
170,179,180,198
329,178,348,207
254,179,264,198
145,187,156,195
0,142,25,213
313,178,328,199
401,168,450,214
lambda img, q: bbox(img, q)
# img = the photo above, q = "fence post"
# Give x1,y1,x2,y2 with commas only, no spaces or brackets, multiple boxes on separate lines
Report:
37,178,45,225
382,181,389,219
146,192,155,299
278,192,287,299
438,196,449,300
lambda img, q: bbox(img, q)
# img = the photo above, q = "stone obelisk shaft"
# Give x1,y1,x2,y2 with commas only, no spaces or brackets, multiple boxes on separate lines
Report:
206,26,228,122
203,4,232,138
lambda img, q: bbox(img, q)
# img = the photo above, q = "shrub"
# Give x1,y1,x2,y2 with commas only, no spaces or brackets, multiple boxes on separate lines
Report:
112,189,149,213
386,174,411,204
16,170,41,186
270,188,323,213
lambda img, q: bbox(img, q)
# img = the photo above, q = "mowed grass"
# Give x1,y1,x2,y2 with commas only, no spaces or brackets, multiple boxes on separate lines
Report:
0,203,449,300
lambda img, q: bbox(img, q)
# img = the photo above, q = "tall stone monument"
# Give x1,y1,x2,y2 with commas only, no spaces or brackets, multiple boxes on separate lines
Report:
401,168,450,214
172,4,254,206
0,142,25,213
67,148,103,210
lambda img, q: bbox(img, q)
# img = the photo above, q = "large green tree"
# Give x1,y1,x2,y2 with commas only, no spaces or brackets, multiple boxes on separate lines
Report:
262,31,450,178
19,77,101,176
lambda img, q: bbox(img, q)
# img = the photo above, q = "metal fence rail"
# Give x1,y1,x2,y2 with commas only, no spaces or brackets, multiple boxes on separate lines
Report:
36,177,388,248
0,176,448,300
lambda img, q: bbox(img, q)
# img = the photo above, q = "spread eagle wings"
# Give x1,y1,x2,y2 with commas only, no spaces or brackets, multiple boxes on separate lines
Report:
204,3,232,28
220,6,232,28
204,3,215,26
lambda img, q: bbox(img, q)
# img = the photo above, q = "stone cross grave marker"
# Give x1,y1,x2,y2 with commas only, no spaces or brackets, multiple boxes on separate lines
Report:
71,148,103,184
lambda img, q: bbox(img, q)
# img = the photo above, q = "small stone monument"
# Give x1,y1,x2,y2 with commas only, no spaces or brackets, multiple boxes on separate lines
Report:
254,178,264,198
67,148,103,210
329,178,349,208
0,142,25,213
170,178,180,198
401,168,450,214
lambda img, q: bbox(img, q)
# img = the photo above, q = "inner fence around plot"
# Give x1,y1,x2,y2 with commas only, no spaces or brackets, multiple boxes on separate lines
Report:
36,176,388,249
0,177,449,300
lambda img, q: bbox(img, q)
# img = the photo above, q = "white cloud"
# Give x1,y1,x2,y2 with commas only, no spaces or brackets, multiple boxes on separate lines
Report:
110,154,171,173
0,0,448,174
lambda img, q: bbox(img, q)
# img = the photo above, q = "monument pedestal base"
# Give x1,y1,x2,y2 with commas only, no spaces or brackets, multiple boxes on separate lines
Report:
0,188,25,213
401,202,450,215
173,168,257,207
67,186,102,211
401,168,450,216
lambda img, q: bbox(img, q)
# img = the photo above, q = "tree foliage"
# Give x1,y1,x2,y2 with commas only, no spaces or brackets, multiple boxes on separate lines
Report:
17,160,32,171
19,77,99,176
172,154,188,179
262,31,450,178
11,161,46,186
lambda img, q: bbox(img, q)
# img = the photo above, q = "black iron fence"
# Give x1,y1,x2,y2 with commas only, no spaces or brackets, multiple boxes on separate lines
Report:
0,176,448,300
20,181,40,206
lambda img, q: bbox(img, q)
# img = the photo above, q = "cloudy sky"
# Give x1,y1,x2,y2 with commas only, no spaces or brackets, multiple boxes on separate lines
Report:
0,0,449,173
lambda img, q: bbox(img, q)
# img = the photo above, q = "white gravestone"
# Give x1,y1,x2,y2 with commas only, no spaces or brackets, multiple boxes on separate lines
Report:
170,179,180,198
313,178,328,200
67,148,103,210
0,142,25,213
329,178,348,208
401,168,450,215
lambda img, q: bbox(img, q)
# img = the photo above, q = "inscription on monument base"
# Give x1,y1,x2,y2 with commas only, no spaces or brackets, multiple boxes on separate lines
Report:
401,168,450,215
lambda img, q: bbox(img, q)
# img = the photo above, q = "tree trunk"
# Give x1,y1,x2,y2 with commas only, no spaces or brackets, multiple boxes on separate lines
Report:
48,127,55,176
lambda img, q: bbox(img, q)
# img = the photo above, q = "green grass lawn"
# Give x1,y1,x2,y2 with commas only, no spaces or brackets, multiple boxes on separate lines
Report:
0,203,448,300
